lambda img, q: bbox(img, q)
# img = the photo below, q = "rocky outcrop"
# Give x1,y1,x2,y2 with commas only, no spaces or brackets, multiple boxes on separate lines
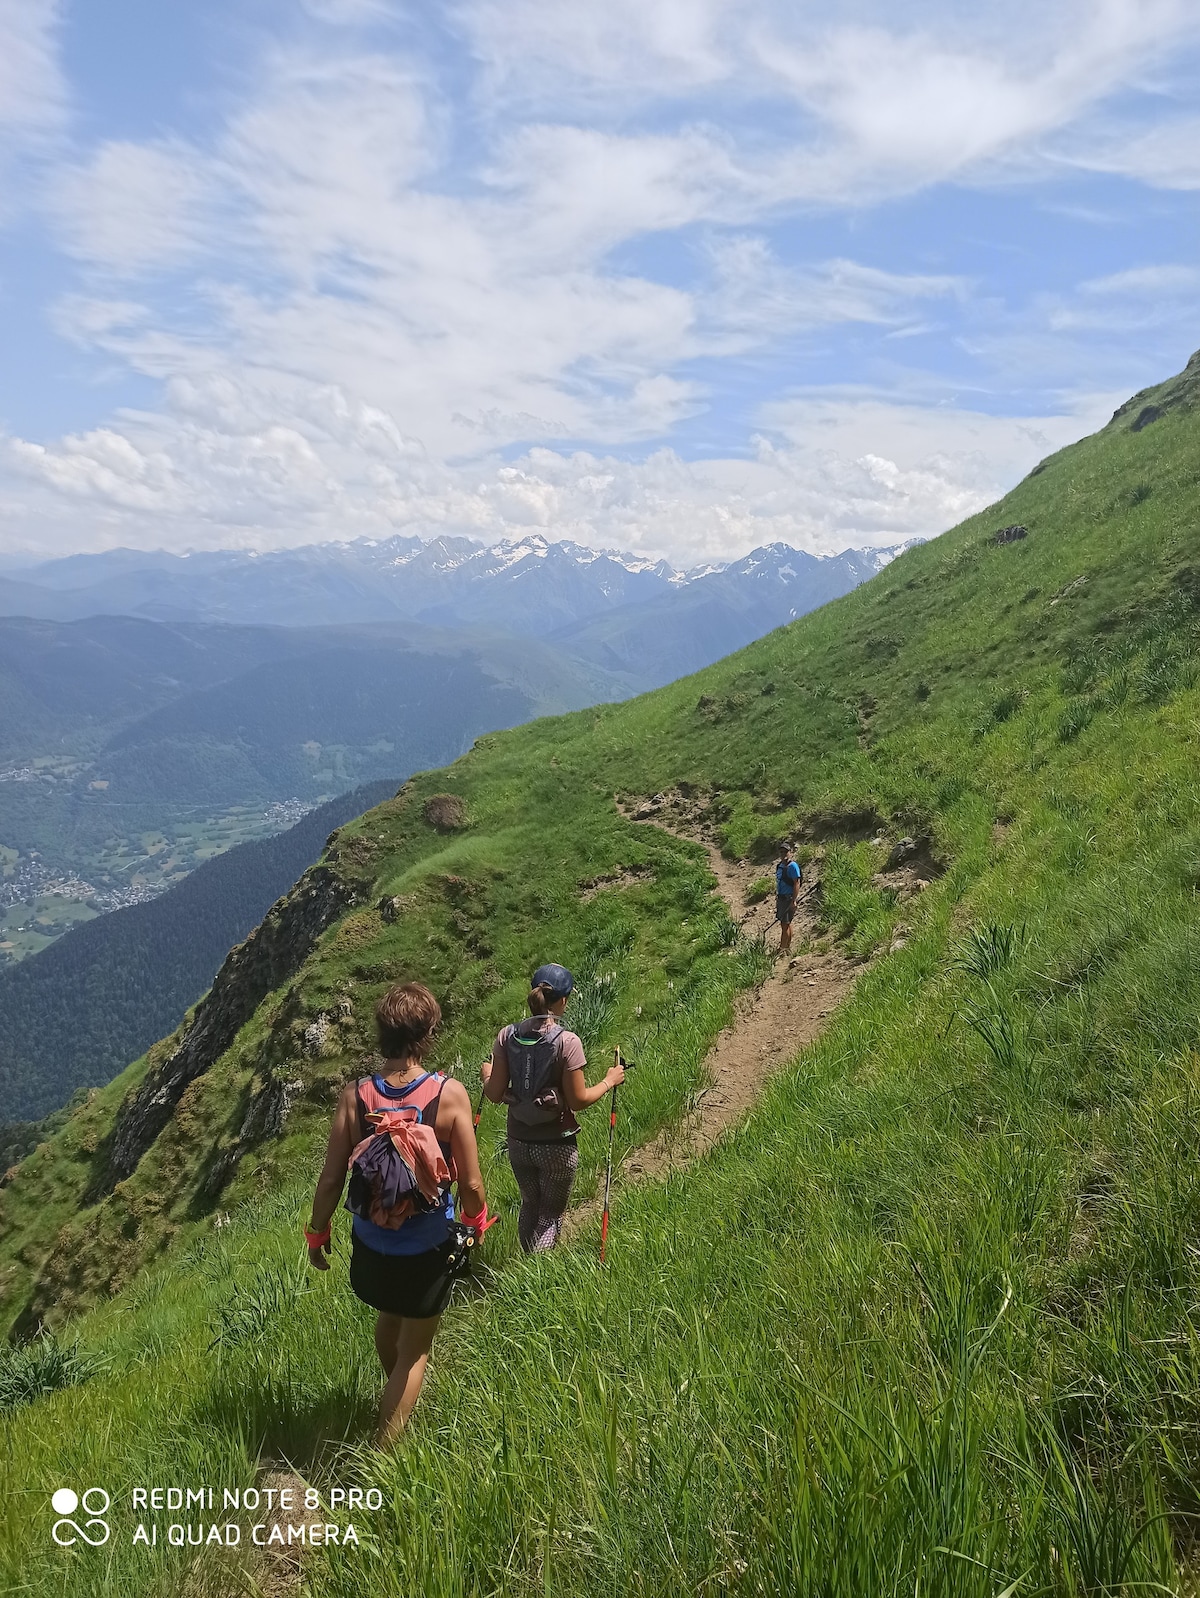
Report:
92,861,361,1197
194,1068,307,1204
1111,348,1200,431
378,893,414,924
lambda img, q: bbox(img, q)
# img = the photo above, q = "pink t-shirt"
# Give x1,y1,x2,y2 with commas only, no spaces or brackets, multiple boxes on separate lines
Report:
493,1017,586,1140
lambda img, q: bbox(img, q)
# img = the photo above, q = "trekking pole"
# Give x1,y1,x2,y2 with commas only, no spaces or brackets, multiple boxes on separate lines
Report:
600,1049,636,1263
600,1051,619,1265
473,1084,486,1132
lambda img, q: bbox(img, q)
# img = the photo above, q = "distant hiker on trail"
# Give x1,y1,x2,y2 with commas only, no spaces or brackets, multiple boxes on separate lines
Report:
305,981,490,1448
775,843,803,955
481,962,624,1252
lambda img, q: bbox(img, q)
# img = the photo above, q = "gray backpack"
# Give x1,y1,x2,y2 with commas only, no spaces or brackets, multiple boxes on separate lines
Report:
503,1021,565,1132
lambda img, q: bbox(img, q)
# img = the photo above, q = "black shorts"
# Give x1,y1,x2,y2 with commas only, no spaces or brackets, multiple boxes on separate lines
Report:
349,1233,456,1319
776,895,796,926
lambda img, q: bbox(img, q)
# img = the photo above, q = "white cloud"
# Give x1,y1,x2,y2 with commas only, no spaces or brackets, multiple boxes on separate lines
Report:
0,0,65,142
50,142,218,274
5,1,1199,569
461,0,734,104
7,428,176,512
702,240,965,343
1035,264,1200,337
461,0,1200,199
1066,115,1200,189
0,372,1112,566
758,390,1110,481
752,1,1197,191
0,0,66,225
39,56,710,457
299,0,396,22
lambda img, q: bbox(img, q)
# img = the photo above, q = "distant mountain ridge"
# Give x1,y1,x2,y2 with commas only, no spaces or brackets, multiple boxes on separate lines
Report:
0,532,908,639
558,542,895,688
0,533,911,941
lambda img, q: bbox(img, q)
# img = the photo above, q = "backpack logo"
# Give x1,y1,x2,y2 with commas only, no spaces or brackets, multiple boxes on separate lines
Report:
504,1023,565,1129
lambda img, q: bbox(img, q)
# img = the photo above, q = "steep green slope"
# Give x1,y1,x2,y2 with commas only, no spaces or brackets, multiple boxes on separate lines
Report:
3,355,1200,1595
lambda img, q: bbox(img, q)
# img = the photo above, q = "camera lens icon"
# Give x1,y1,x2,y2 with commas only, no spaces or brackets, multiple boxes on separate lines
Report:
51,1487,110,1547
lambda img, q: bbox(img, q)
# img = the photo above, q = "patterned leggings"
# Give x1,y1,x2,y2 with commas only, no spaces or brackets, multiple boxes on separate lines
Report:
507,1137,580,1253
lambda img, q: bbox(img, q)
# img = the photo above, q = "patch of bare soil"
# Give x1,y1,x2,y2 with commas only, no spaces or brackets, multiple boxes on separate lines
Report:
176,1465,313,1598
567,794,861,1230
246,1467,312,1598
580,862,655,901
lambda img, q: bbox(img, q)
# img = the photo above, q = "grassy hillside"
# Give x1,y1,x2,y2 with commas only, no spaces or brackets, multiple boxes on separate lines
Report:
3,354,1200,1594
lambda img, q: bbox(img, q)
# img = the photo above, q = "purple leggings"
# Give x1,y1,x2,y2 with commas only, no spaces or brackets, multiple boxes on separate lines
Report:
507,1137,580,1252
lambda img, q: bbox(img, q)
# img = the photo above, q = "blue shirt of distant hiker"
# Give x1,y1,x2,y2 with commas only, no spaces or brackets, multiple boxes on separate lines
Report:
776,860,800,896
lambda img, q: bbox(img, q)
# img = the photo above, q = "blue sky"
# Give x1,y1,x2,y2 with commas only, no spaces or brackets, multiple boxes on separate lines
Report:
0,0,1198,567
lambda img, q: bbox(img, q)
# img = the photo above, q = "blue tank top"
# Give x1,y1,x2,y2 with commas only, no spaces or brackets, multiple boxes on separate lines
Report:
351,1073,455,1256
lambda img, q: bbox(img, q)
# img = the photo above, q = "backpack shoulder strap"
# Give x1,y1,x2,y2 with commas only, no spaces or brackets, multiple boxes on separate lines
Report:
421,1071,447,1128
354,1076,371,1139
396,1070,446,1127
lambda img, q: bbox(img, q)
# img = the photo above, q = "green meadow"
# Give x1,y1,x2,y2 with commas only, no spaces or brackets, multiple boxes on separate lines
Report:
3,356,1200,1594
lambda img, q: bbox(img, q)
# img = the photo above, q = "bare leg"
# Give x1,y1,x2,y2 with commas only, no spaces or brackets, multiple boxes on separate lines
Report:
376,1315,441,1447
780,919,793,954
374,1311,403,1376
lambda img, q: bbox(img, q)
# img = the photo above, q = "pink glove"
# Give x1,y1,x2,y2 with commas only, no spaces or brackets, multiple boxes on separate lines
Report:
460,1204,498,1237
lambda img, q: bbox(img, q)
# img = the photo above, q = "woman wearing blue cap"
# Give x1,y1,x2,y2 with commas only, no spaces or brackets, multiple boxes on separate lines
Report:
481,963,624,1251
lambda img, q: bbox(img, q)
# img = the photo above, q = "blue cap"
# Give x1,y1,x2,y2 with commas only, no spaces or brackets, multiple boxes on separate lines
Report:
532,963,574,998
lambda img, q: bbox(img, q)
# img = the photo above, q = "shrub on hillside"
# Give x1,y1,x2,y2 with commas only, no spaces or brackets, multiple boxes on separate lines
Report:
0,1334,103,1413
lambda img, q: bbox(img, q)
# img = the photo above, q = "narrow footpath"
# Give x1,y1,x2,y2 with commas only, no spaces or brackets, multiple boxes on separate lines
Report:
568,793,861,1231
232,797,866,1590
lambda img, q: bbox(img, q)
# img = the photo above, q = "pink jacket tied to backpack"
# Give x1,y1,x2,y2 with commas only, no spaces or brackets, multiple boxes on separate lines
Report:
345,1072,453,1231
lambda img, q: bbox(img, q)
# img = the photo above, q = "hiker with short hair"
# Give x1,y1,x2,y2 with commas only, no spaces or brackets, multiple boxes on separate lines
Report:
481,962,624,1252
775,842,803,955
305,980,488,1447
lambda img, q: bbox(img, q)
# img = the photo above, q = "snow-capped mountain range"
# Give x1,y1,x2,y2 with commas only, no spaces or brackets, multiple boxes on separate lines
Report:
0,532,915,690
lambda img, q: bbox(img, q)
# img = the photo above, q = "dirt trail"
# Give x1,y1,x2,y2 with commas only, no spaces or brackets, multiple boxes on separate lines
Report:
246,1466,313,1598
568,795,860,1231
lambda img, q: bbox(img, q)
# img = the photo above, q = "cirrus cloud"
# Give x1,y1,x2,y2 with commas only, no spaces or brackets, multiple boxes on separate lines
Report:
0,0,1198,567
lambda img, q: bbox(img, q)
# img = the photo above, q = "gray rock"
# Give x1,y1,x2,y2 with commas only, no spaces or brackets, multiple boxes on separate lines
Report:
378,894,412,924
303,1014,334,1057
95,858,362,1197
195,1074,307,1201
